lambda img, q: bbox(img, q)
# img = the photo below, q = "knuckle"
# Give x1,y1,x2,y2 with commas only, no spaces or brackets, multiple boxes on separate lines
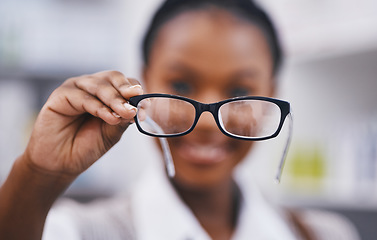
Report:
80,76,101,93
96,105,109,117
108,70,125,79
99,86,118,99
83,93,94,100
100,105,109,112
61,77,76,88
90,84,100,95
109,98,124,109
48,88,60,101
117,82,131,91
128,78,141,86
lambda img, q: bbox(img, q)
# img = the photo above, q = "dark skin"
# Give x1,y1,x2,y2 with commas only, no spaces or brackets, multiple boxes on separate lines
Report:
0,73,143,240
0,8,274,240
144,9,274,239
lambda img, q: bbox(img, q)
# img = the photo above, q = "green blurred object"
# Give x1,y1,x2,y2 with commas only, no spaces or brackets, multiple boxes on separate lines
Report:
286,144,326,191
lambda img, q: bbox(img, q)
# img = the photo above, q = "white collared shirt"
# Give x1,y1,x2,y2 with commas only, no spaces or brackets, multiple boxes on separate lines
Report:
44,162,297,240
131,164,296,240
44,163,359,240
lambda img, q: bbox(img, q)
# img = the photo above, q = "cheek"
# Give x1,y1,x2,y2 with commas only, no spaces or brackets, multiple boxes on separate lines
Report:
231,140,254,165
143,68,160,93
254,78,275,97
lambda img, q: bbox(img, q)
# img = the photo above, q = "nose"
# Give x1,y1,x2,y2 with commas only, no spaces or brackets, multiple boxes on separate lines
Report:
194,110,218,133
196,90,222,104
191,91,223,133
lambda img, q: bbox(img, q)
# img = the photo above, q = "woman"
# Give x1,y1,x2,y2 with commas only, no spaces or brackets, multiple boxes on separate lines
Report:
0,0,359,239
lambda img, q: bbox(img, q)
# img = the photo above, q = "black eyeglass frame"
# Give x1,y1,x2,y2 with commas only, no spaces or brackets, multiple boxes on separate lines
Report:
129,93,290,141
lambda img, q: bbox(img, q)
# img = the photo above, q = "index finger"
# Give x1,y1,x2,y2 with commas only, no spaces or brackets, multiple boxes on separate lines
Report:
103,71,144,99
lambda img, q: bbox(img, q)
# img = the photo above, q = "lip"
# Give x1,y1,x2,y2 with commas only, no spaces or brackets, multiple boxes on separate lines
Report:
174,141,229,166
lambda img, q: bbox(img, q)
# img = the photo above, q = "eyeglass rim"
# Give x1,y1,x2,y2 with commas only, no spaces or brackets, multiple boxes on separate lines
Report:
129,93,291,141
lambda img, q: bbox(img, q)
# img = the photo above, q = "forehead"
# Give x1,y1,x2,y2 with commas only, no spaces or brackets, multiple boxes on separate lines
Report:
149,9,272,73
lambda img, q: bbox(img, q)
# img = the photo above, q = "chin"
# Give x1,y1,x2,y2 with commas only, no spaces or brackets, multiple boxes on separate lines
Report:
172,167,232,191
170,147,242,191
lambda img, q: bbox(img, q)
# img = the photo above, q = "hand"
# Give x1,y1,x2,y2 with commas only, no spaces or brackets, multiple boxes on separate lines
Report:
23,71,143,176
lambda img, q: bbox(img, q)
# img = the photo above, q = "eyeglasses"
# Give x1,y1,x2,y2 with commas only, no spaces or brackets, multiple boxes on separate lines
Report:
129,94,290,140
129,93,293,182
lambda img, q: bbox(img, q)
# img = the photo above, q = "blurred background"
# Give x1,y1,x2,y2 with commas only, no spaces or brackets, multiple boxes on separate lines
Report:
1,0,377,238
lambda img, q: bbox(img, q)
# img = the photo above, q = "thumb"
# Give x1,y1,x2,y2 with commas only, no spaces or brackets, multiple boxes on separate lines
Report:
101,119,132,151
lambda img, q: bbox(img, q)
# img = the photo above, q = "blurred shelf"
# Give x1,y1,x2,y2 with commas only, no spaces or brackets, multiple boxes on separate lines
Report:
277,193,377,211
0,67,97,81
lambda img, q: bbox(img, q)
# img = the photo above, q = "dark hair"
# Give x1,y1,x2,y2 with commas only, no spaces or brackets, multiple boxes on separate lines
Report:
142,0,283,75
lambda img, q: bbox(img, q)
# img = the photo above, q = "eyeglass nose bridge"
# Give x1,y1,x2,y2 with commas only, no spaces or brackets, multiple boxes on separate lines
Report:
195,102,219,122
199,102,216,110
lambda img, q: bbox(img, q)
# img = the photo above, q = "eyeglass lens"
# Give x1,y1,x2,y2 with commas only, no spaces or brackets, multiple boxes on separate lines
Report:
137,97,196,135
135,97,281,139
219,100,281,138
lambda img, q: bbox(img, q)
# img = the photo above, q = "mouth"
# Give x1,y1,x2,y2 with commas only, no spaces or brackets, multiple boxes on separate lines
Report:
173,141,229,166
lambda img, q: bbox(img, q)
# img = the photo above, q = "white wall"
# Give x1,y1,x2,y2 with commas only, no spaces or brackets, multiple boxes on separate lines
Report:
1,0,377,206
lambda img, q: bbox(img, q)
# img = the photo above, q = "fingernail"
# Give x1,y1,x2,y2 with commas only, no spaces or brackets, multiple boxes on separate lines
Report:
123,102,137,112
112,112,121,118
129,85,143,94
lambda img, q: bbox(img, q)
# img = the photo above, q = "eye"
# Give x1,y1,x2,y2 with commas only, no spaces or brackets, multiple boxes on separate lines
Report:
229,87,250,98
171,81,193,96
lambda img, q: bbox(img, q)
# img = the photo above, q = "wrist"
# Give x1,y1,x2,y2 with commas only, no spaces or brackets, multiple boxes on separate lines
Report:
15,153,77,197
21,152,77,182
1,154,77,212
0,155,77,240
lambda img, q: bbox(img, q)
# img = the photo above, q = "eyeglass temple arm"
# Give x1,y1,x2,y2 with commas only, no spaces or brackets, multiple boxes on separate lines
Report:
275,110,293,183
144,116,176,177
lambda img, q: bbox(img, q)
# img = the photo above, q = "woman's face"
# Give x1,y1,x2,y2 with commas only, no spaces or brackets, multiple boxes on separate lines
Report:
143,9,274,190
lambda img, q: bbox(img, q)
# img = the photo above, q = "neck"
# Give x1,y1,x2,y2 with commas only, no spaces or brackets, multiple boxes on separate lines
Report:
172,178,241,240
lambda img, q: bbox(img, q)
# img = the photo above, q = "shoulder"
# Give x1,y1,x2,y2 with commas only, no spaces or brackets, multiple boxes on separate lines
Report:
288,208,360,240
43,197,136,240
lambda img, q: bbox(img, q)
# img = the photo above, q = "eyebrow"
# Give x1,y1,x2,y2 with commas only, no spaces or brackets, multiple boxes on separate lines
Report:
167,62,195,72
231,69,260,79
165,62,200,79
166,62,261,82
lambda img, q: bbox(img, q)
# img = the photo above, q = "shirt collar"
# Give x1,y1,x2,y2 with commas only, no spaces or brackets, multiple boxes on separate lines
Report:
131,163,210,240
232,173,296,239
131,163,295,240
